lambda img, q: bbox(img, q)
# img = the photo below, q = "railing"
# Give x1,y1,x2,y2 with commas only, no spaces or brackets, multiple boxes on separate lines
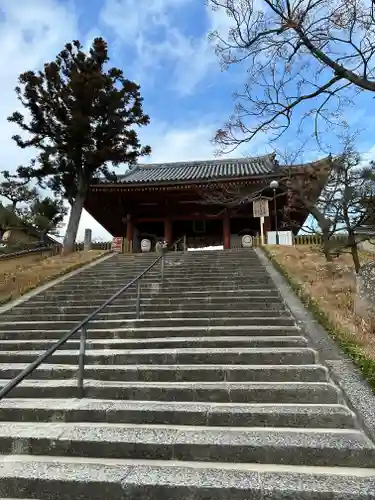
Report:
0,251,169,400
0,241,112,260
0,243,61,261
293,234,348,245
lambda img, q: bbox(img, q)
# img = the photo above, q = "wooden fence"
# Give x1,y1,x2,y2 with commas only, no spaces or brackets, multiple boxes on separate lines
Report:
246,233,349,247
293,234,348,246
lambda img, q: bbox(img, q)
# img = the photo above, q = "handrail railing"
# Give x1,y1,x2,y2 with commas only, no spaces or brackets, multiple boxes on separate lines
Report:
0,243,60,261
0,238,185,400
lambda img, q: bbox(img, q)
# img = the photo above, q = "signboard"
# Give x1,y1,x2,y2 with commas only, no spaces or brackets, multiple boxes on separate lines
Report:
253,198,269,218
112,237,123,252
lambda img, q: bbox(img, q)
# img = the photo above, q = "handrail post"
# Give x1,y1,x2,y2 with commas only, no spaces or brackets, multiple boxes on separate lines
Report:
136,280,141,319
77,325,87,398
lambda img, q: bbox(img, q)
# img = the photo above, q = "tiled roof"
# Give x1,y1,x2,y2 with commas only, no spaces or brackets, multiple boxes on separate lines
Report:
115,155,278,185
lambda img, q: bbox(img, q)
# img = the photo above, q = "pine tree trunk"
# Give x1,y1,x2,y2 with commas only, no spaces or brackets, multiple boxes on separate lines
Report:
63,194,85,255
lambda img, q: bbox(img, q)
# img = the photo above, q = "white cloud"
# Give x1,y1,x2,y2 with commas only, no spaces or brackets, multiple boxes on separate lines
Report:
0,0,87,242
0,0,78,171
100,0,231,95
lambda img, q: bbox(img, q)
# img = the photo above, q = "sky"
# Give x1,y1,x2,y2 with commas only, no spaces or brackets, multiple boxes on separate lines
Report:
1,0,375,242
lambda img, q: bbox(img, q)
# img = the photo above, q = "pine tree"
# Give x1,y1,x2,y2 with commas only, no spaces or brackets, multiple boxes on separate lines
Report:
9,38,151,253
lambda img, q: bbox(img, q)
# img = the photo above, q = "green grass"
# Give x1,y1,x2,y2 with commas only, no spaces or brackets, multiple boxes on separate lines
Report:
262,245,375,392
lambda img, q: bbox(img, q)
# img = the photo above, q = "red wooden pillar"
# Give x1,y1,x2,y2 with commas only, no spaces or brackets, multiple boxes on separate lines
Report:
126,215,134,250
164,217,173,246
223,212,231,250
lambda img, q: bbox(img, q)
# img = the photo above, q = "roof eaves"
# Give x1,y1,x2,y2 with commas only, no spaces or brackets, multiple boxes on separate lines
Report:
95,171,283,189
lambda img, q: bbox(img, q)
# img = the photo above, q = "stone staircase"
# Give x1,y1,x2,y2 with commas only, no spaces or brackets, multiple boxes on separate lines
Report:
0,248,374,499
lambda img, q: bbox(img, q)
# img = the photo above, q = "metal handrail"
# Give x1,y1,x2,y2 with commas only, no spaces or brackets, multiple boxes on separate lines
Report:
0,248,172,400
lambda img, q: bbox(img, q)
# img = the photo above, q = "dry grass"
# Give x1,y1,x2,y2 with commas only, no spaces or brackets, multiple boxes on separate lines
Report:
266,245,375,359
0,250,109,304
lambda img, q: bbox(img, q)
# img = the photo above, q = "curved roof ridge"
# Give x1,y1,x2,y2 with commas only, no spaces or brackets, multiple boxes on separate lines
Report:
136,153,276,170
114,154,278,185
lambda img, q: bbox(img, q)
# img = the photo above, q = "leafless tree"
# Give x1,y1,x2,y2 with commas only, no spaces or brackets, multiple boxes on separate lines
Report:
193,182,273,211
208,0,375,152
288,142,375,271
330,147,375,272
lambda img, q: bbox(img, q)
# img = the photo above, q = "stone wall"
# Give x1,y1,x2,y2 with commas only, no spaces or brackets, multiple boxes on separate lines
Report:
356,261,375,325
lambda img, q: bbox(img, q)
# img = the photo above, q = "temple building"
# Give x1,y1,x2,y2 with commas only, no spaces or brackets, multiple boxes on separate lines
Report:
85,154,331,251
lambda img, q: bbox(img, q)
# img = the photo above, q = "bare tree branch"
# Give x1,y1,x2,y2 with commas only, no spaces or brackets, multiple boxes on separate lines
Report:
208,0,375,151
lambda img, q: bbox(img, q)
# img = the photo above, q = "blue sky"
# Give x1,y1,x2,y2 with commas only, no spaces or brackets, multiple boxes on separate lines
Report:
1,0,375,241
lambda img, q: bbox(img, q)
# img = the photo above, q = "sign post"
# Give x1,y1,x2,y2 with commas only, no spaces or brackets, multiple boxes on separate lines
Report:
260,216,265,245
253,199,269,245
112,237,123,253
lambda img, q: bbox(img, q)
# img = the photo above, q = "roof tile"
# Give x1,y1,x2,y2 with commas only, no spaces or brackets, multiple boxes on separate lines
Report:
115,155,277,185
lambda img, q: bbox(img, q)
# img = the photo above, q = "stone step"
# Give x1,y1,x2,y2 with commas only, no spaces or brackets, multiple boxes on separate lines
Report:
0,325,300,340
81,264,265,274
37,286,278,299
62,270,272,279
0,379,338,403
0,363,329,382
3,303,289,317
34,285,277,299
27,290,281,303
0,316,296,331
0,399,355,428
1,309,291,322
51,281,276,292
0,423,372,467
0,347,316,366
1,456,375,500
77,266,160,271
83,267,266,274
65,272,271,284
0,335,308,351
21,295,284,307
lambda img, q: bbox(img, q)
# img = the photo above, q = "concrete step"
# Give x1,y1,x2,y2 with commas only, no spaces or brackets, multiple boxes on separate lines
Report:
0,347,316,366
0,423,372,467
65,265,269,273
50,281,276,293
26,289,281,301
21,294,284,307
73,273,270,283
0,379,338,403
61,270,273,279
1,456,375,500
0,325,300,340
1,309,291,322
34,287,278,300
3,303,289,317
65,272,271,284
34,286,277,301
0,363,329,382
0,335,308,351
0,399,355,428
0,316,296,331
2,455,375,500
